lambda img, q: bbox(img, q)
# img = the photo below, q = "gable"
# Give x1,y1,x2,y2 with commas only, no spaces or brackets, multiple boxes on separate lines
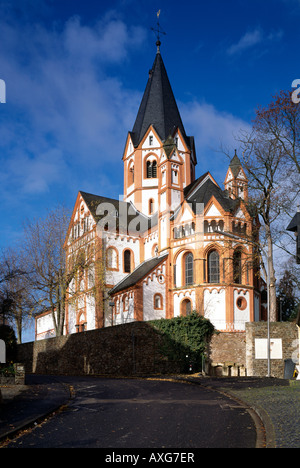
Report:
234,207,246,219
63,192,94,248
141,127,161,149
123,133,135,160
237,168,246,180
224,168,233,183
205,203,222,217
173,200,194,224
204,196,226,218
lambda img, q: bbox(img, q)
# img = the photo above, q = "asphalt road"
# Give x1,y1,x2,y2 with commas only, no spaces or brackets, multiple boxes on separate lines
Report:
5,376,257,449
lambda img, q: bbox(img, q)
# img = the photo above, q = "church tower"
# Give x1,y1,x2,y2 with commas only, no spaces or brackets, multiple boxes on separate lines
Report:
224,151,248,201
35,27,264,341
122,40,196,221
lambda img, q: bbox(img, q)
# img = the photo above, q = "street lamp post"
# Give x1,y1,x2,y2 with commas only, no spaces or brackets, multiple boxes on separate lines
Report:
214,228,271,377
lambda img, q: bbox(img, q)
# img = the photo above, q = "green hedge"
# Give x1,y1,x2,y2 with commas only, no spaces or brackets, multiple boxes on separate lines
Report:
150,312,215,372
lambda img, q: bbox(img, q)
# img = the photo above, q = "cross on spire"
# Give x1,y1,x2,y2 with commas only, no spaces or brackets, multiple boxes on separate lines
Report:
151,10,166,52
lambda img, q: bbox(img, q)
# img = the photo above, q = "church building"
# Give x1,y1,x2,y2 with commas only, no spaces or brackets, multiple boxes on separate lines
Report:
35,39,264,340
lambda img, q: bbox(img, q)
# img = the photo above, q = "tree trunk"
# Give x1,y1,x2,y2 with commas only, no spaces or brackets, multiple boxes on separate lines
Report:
266,224,277,322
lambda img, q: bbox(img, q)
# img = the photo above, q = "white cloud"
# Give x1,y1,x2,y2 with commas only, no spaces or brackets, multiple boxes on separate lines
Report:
0,13,146,197
227,27,283,56
180,100,251,181
181,100,250,151
227,29,263,56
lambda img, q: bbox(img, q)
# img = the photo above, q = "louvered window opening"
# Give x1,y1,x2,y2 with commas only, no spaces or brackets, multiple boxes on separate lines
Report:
147,160,157,178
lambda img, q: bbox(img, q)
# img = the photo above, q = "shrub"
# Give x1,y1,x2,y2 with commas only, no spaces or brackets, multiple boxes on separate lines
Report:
0,363,15,376
150,312,215,372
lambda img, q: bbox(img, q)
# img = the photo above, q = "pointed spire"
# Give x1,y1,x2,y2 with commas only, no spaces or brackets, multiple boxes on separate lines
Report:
131,50,188,148
229,149,242,178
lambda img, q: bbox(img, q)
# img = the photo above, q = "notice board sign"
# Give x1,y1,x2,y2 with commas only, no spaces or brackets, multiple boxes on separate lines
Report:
255,338,283,359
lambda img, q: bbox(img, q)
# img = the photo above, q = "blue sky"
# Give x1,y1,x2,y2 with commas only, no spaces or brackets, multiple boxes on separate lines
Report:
0,0,299,340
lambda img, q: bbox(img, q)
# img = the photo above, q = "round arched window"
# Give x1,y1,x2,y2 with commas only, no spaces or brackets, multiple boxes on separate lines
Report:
208,250,219,283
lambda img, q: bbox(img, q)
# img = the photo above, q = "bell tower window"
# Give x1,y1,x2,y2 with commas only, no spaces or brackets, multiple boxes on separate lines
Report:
128,162,134,186
149,198,155,215
124,250,132,273
146,160,157,178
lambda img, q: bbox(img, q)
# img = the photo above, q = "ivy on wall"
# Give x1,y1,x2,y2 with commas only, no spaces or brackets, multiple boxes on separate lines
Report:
150,312,215,372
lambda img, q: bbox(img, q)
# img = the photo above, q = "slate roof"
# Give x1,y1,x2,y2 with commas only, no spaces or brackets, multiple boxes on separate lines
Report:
130,50,192,149
229,153,243,178
286,211,300,232
109,253,169,295
175,174,238,219
187,178,238,213
80,191,156,234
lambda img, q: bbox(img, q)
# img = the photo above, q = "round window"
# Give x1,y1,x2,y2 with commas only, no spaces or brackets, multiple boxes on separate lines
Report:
236,296,247,310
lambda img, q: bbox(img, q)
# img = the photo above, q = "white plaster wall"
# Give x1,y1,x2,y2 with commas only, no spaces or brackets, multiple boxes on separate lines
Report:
160,216,168,250
173,247,195,288
142,131,160,150
104,233,140,286
171,189,181,211
174,131,186,153
144,232,159,261
142,188,158,215
143,267,166,321
173,290,196,317
68,303,77,334
160,191,166,212
204,288,226,330
125,193,135,205
86,293,96,330
113,292,135,325
234,289,250,331
36,313,56,340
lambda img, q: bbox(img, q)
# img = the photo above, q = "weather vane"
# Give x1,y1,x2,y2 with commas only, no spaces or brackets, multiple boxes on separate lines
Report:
151,10,166,50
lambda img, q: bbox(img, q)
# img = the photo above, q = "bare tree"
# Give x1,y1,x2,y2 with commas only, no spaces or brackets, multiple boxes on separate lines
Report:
254,90,300,174
228,89,300,322
21,205,92,337
235,132,288,321
23,205,105,337
0,248,35,343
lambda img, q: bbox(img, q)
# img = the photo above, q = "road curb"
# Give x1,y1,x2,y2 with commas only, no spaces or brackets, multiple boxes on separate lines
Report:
144,375,273,449
0,383,73,445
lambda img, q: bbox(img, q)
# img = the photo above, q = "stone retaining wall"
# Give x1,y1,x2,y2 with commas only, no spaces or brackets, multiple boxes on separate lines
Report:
17,321,299,379
17,322,182,377
246,322,299,377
